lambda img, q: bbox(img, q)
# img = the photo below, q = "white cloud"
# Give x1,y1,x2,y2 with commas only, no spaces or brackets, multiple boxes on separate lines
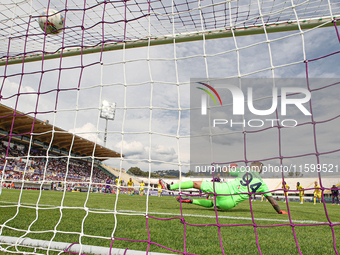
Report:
114,140,144,156
151,145,177,163
114,140,178,164
68,122,102,144
1,79,37,111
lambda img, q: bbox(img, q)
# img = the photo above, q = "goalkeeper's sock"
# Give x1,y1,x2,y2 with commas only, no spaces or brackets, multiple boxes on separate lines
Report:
170,181,193,190
193,199,213,208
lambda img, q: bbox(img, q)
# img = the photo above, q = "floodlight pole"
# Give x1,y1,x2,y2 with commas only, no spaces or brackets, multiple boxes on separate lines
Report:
104,118,108,147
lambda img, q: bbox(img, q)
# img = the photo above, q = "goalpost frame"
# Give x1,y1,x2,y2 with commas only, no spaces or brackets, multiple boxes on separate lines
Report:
0,17,337,66
0,235,175,255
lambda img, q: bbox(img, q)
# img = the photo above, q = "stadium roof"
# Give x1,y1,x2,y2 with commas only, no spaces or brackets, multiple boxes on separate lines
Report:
0,104,121,160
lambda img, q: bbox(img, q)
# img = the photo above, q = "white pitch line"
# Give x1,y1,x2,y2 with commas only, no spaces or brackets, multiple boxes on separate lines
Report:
117,210,332,224
0,201,334,224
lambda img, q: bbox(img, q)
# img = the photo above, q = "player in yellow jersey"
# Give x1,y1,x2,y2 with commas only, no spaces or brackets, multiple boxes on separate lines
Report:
261,194,267,202
314,181,322,204
296,182,304,204
115,178,122,194
158,179,163,197
140,180,145,196
282,181,290,203
127,178,134,196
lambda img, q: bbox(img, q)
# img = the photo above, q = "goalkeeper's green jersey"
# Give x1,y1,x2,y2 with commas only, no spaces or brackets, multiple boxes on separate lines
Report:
227,168,272,206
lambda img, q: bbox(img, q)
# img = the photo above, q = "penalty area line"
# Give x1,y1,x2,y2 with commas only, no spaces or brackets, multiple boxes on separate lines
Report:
0,201,330,224
118,210,331,224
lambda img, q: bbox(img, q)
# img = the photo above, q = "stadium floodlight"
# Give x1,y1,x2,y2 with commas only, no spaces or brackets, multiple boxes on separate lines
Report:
100,100,116,147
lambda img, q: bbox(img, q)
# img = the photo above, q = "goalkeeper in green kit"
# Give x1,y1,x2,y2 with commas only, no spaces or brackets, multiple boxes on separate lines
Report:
170,162,288,214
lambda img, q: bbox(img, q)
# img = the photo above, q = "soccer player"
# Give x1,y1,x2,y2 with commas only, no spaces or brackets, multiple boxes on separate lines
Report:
282,181,290,203
207,173,221,199
170,162,288,214
115,178,122,194
127,178,134,196
170,182,174,197
158,179,163,197
104,177,111,195
296,182,304,204
212,173,221,183
331,185,339,205
140,180,145,196
314,181,322,204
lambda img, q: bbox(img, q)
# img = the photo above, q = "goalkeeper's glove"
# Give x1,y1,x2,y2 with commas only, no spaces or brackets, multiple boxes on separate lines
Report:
278,210,288,214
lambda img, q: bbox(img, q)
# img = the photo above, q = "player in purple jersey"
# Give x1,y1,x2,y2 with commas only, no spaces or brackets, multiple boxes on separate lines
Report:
212,173,221,183
105,177,112,195
207,173,221,199
331,185,339,205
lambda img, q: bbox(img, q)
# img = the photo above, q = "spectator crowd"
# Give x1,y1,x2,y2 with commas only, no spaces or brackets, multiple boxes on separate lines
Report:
1,141,113,191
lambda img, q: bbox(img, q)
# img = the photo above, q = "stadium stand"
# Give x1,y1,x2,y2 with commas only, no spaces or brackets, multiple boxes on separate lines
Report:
0,141,114,189
0,104,127,191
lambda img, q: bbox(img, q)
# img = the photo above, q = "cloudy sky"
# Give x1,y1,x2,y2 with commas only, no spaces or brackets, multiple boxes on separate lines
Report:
1,0,340,177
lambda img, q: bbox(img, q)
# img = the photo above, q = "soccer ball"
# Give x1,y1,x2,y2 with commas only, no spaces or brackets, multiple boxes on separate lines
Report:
38,9,64,34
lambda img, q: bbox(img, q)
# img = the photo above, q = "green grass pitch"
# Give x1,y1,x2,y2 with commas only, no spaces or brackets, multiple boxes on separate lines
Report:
1,189,340,255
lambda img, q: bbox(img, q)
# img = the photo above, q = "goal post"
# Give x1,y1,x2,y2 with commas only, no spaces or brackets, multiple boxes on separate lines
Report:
0,16,337,66
0,235,174,255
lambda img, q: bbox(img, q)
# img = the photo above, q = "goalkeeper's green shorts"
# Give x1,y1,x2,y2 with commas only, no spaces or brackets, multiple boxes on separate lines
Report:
201,181,236,210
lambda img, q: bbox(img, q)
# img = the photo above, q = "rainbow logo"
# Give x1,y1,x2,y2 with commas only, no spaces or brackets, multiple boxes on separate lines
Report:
197,82,222,115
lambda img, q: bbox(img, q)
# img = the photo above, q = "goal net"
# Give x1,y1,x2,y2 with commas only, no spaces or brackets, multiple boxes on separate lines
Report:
0,0,340,254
